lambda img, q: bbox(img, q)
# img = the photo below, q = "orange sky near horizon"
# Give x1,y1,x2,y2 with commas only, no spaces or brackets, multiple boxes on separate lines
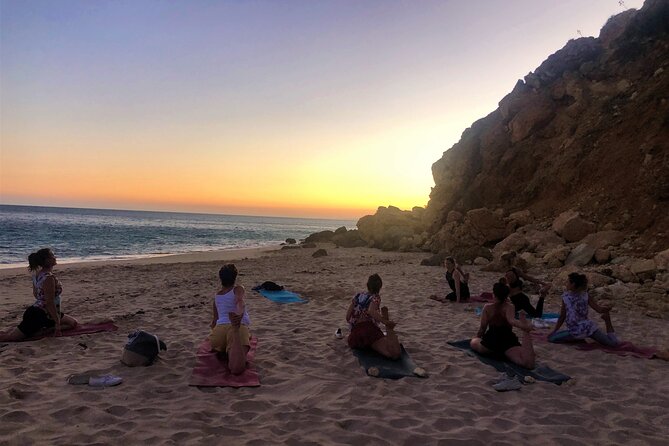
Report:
0,1,644,220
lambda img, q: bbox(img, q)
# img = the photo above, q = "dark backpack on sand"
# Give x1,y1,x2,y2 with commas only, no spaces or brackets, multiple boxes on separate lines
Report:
121,330,167,367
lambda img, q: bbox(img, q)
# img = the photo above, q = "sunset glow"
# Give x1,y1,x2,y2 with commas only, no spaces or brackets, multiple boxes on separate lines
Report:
0,0,643,219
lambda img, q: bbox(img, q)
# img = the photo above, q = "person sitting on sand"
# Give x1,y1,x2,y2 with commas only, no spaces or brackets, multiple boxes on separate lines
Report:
0,248,79,341
470,282,536,369
209,263,251,375
504,267,549,318
548,272,620,347
430,257,470,303
346,273,401,360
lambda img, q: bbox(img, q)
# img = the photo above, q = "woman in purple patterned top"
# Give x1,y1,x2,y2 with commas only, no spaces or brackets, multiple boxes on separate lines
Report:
548,272,620,346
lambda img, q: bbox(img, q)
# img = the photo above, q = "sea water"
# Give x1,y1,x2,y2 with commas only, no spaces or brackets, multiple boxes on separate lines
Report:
0,205,355,267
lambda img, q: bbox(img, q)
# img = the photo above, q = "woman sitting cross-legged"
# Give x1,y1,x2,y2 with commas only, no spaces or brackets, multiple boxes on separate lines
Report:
470,282,536,369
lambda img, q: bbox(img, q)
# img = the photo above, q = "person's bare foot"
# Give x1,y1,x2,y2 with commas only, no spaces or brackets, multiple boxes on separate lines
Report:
518,311,533,332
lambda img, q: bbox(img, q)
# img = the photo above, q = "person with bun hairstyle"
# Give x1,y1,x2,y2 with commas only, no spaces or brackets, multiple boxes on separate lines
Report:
548,272,620,346
0,248,78,341
470,282,536,369
346,273,401,360
209,263,251,375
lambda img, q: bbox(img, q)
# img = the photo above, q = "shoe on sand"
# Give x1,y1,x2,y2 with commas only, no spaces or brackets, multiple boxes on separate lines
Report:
334,328,343,339
367,367,380,377
412,367,428,378
493,377,522,392
67,373,92,385
88,375,123,387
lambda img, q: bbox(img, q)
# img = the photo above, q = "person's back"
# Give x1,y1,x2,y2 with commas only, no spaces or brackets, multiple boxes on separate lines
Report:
562,290,596,337
214,288,251,326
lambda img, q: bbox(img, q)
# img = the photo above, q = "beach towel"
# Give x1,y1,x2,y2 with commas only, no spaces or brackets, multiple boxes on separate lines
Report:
447,339,571,385
257,289,306,303
352,345,425,379
189,337,260,387
23,321,118,341
574,341,659,359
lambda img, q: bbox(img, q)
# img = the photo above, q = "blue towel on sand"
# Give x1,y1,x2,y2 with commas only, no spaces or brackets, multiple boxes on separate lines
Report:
258,289,306,303
352,345,425,380
447,339,571,385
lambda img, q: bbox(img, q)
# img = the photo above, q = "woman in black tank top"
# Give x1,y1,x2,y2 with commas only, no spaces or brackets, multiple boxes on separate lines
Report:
470,283,536,369
429,257,470,303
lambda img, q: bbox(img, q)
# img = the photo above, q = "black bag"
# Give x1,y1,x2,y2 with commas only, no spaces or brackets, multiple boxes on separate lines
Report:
252,281,284,291
121,330,167,367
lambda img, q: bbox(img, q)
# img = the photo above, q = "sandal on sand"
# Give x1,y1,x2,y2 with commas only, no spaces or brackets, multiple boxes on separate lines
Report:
412,367,428,378
88,375,123,388
67,373,123,387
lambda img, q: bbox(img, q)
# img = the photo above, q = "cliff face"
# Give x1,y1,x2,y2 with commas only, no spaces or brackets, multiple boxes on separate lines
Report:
425,0,669,253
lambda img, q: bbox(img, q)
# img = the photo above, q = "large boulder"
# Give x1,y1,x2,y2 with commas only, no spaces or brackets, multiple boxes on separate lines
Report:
493,233,529,255
304,230,335,243
552,210,596,242
565,243,595,266
466,208,506,244
580,230,625,249
332,229,367,248
357,206,426,251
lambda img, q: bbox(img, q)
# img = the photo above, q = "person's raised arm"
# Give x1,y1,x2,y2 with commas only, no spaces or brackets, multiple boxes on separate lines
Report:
588,293,611,314
476,307,489,338
234,285,246,315
367,297,392,326
505,305,532,331
453,269,462,303
345,300,354,323
517,268,546,286
43,276,61,336
211,300,218,329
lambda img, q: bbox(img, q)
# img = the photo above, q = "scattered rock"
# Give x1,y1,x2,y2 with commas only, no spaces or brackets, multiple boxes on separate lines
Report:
474,257,490,266
304,230,335,243
312,249,328,258
594,248,611,264
285,238,296,245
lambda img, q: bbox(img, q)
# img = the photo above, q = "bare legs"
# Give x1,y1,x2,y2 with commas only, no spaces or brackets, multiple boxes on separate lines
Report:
227,313,250,375
371,307,402,360
0,328,27,342
471,313,536,369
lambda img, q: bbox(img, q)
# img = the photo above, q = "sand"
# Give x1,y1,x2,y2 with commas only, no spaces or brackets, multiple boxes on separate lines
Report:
1,245,668,445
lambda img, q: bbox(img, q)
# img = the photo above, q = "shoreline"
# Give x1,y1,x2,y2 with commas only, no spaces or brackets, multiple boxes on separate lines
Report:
0,244,281,277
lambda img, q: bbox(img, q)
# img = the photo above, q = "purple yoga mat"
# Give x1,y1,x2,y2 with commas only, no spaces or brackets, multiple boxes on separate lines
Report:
24,321,118,341
531,330,659,359
189,337,260,387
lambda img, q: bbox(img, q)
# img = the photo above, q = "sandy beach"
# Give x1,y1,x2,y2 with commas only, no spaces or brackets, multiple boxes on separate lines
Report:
1,244,668,445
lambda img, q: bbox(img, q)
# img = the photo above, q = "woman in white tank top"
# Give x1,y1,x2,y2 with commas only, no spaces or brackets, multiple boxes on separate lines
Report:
209,264,251,375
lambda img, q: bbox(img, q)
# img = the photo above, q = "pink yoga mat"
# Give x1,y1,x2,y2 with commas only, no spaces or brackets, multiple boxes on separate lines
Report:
574,341,659,359
470,292,494,303
24,321,118,341
189,337,260,387
531,330,659,359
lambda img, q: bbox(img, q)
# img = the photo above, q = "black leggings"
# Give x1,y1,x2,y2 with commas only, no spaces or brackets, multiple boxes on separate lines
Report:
510,293,544,318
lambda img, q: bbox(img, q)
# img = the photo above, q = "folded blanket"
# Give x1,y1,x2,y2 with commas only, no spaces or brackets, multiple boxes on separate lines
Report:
257,289,306,303
23,322,118,341
189,337,260,387
447,339,571,385
352,345,425,380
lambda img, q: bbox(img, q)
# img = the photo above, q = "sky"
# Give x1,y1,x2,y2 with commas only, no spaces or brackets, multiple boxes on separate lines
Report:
0,0,644,219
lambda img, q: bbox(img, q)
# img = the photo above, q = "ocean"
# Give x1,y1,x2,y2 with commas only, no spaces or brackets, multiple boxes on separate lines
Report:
0,205,356,267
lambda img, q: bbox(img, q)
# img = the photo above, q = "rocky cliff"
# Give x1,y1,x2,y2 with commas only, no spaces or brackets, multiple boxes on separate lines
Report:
425,0,668,254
